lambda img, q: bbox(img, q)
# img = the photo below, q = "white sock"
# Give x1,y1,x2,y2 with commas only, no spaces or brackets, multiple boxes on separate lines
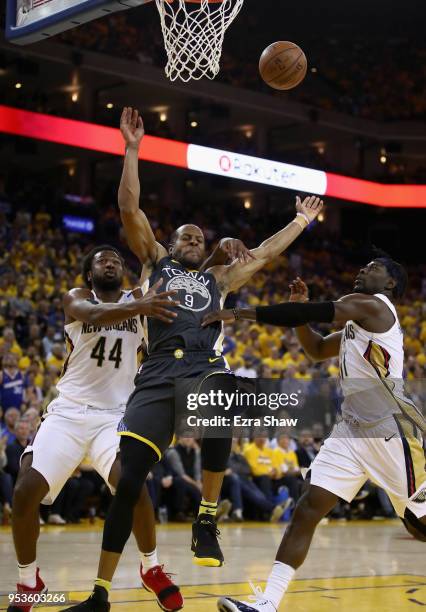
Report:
263,562,295,609
141,549,159,572
18,561,37,588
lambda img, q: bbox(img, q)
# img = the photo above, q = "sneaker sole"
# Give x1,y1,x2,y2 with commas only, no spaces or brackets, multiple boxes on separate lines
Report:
217,598,239,612
141,581,183,612
192,556,223,568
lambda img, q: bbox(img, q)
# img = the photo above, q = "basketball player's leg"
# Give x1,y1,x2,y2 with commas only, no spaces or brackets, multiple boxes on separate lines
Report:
98,436,159,582
87,412,158,555
275,484,338,567
362,417,426,543
218,429,367,611
12,454,49,566
106,455,183,611
191,372,235,566
62,392,176,611
108,459,156,554
9,403,86,609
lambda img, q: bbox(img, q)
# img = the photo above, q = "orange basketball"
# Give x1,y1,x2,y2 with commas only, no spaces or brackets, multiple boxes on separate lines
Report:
259,41,307,90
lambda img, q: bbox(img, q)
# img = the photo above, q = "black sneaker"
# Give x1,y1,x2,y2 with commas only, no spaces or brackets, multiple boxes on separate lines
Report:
191,513,224,567
62,585,110,611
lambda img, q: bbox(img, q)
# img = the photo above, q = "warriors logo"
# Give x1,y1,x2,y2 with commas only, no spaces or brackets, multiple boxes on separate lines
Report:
166,275,212,312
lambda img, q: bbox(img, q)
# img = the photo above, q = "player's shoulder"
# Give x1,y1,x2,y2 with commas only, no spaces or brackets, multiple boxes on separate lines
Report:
338,293,385,309
62,287,94,309
63,287,93,302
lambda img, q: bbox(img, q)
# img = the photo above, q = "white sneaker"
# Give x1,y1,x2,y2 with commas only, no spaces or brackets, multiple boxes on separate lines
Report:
47,513,66,525
218,583,277,612
39,515,45,525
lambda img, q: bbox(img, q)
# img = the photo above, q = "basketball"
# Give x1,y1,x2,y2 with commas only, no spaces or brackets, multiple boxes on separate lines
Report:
259,41,307,90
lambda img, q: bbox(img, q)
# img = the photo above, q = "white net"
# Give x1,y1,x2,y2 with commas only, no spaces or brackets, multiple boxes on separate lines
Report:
155,0,245,82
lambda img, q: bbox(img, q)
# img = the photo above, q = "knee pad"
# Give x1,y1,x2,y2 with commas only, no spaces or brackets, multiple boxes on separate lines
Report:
402,508,426,542
116,436,159,505
201,437,232,473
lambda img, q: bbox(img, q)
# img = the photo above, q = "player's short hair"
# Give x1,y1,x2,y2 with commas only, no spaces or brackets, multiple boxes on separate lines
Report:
372,247,408,299
82,245,124,288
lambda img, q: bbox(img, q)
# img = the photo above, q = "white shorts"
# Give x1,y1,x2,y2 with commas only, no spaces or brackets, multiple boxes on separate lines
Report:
310,416,426,519
24,395,123,504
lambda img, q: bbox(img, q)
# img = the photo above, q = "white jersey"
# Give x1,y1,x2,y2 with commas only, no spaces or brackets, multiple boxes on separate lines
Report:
339,293,424,427
56,290,144,409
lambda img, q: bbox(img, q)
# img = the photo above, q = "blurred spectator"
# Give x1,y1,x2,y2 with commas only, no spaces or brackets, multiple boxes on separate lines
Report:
244,435,279,503
5,419,31,483
0,353,25,412
0,407,21,444
42,325,58,358
295,429,318,468
0,433,13,522
223,438,289,522
273,434,302,502
164,438,202,519
46,343,65,376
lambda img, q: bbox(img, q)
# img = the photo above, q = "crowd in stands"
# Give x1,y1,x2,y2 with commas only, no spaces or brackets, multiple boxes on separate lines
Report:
56,7,426,122
0,198,425,526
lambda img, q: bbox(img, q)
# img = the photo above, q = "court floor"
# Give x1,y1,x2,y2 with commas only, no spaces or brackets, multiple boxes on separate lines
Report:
1,520,425,611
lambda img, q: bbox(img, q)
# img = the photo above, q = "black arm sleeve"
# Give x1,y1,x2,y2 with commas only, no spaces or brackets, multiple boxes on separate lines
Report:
256,301,335,327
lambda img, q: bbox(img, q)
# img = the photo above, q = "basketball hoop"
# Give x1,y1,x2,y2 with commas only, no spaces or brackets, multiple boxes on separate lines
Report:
155,0,245,82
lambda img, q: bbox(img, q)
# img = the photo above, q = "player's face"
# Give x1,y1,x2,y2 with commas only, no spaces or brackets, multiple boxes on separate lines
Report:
353,260,394,295
90,251,124,291
171,226,206,268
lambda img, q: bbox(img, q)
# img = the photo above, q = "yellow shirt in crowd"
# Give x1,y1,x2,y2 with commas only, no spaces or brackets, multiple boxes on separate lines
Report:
244,442,275,477
273,448,299,477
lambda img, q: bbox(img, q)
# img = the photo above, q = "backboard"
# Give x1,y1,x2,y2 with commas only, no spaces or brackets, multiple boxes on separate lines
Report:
6,0,150,45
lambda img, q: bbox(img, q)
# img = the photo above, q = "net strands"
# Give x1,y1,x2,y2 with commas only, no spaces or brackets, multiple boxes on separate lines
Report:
155,0,245,82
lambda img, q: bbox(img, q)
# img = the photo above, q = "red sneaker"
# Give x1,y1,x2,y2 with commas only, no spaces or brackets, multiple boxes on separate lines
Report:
141,564,183,612
7,568,47,612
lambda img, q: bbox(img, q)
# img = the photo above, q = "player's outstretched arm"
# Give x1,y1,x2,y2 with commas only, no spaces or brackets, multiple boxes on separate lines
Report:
290,277,342,361
63,281,179,326
202,292,383,330
118,107,167,267
208,196,323,293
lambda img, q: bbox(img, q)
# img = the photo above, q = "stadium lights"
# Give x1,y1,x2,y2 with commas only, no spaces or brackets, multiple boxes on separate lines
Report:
15,82,22,89
106,103,114,109
191,121,198,128
160,112,168,122
0,105,424,208
380,155,387,164
244,199,252,209
71,92,79,103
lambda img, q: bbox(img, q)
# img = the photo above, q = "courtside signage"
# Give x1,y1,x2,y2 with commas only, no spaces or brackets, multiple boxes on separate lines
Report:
0,105,424,208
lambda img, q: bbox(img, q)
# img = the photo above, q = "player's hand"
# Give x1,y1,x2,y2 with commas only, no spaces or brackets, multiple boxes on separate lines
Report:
120,107,145,150
137,279,180,323
202,309,235,327
296,195,323,223
289,277,309,303
219,238,256,265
